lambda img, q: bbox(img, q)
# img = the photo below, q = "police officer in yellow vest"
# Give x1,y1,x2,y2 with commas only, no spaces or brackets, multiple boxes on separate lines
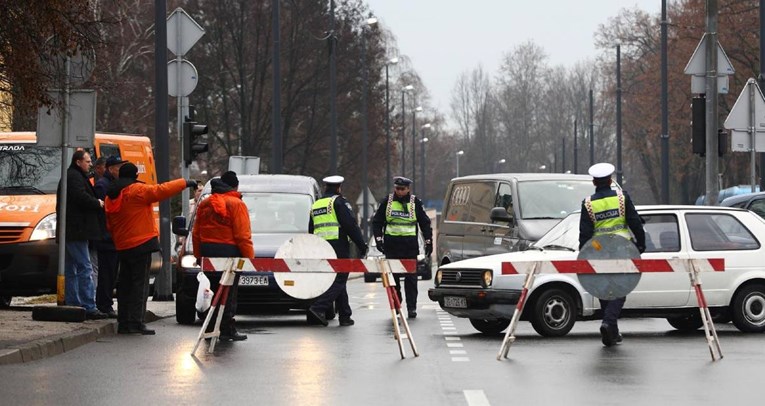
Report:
372,176,433,319
578,163,645,347
307,176,367,327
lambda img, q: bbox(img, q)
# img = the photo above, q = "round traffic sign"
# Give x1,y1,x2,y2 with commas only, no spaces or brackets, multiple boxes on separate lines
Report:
577,234,642,300
273,234,337,300
167,59,198,97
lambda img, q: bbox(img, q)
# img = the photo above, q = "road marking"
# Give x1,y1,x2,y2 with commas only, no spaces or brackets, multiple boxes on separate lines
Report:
451,357,470,362
464,390,490,406
441,327,456,331
450,350,467,355
445,336,461,341
443,331,458,335
447,343,464,348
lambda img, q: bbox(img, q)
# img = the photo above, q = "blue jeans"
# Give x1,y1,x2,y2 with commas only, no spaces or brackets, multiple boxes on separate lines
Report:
64,240,97,312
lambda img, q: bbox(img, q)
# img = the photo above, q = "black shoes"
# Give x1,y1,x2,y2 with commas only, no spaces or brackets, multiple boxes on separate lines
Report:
118,325,155,335
86,310,109,320
100,310,118,319
307,307,328,326
408,309,417,319
339,318,355,326
600,323,621,347
325,309,336,321
220,327,248,341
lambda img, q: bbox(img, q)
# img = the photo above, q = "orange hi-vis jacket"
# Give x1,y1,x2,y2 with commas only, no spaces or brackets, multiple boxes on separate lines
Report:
105,179,187,251
192,190,254,259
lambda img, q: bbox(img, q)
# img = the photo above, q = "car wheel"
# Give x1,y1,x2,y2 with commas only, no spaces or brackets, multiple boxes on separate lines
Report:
176,287,197,325
0,295,12,308
469,318,510,335
529,288,576,337
666,313,703,331
364,273,377,283
731,283,765,332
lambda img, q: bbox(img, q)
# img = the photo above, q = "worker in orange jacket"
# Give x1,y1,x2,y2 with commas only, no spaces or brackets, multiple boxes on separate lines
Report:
193,171,254,341
105,163,193,335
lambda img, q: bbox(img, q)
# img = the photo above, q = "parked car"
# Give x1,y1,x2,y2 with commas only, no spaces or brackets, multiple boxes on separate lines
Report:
429,205,765,336
437,173,618,268
720,191,765,220
172,174,321,325
363,234,432,283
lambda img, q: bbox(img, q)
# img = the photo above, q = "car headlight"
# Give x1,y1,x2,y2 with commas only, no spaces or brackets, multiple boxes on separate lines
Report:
435,270,442,287
480,270,493,288
30,213,57,241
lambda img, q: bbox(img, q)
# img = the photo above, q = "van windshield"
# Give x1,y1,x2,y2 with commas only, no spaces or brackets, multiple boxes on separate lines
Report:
0,145,62,194
518,180,595,219
242,192,312,233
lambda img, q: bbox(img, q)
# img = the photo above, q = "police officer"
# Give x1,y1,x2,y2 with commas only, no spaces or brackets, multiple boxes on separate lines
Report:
372,176,433,319
192,171,253,341
578,163,645,347
307,176,367,327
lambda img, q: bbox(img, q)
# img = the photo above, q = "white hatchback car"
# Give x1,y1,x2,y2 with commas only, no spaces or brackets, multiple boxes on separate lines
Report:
428,205,765,336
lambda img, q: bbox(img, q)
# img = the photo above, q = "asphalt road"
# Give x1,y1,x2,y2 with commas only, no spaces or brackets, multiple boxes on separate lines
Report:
1,278,764,406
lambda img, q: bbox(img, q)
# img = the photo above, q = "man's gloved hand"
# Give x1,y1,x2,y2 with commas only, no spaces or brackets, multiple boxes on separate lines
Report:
375,237,384,255
186,179,198,189
637,244,646,254
424,239,433,256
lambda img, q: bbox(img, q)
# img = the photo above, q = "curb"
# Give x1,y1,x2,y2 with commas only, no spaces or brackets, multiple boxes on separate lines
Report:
0,309,165,366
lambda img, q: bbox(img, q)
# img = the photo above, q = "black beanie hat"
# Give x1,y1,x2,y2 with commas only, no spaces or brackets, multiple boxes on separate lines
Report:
220,171,239,188
119,163,139,180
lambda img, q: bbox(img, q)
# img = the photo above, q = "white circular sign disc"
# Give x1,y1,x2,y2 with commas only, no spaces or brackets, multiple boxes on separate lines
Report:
273,234,337,299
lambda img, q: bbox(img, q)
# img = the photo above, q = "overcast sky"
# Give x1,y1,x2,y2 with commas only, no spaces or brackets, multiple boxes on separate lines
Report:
365,0,662,119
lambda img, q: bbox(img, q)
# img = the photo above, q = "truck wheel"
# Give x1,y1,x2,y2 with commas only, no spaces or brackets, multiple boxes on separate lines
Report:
469,318,510,335
666,313,703,331
176,290,197,325
0,295,12,308
529,288,576,337
732,283,765,332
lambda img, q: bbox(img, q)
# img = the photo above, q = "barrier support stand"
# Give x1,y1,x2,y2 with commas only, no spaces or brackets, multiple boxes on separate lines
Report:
378,259,419,359
689,261,723,361
191,258,245,355
497,262,539,360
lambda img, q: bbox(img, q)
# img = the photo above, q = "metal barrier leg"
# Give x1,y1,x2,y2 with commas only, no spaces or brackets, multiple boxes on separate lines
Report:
497,263,538,360
191,259,243,356
192,282,227,355
382,269,406,359
689,263,723,361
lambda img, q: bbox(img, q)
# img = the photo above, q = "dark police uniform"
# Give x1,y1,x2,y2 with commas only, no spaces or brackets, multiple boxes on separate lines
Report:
578,163,645,346
307,176,367,326
372,176,433,319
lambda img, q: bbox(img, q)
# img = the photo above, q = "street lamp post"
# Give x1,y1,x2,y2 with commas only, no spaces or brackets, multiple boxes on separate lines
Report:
401,85,413,176
385,57,399,184
456,150,464,177
420,123,431,202
329,0,338,174
360,17,377,240
412,105,421,192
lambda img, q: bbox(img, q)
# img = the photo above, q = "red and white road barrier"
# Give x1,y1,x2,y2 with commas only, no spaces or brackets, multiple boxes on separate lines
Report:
501,258,724,275
497,258,725,362
200,257,417,274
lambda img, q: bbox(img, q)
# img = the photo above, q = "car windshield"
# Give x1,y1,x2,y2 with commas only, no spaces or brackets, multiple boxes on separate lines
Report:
517,180,596,220
242,192,312,233
532,212,580,250
0,145,62,193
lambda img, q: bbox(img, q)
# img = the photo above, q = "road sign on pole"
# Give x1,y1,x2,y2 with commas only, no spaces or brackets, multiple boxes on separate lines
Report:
167,60,198,97
167,8,205,56
725,78,765,192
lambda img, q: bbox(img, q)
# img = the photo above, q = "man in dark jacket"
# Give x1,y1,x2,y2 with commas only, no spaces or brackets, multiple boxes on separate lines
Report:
56,150,108,319
372,176,433,319
93,156,128,317
307,176,368,326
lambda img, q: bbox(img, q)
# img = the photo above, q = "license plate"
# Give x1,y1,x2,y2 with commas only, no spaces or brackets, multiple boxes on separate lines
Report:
239,275,269,286
444,296,467,308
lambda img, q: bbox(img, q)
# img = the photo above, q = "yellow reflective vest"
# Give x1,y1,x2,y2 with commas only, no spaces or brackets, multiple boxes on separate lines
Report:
584,190,631,239
311,196,340,241
384,194,417,237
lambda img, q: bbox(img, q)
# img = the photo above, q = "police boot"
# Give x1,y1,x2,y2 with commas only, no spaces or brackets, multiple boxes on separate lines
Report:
220,320,247,341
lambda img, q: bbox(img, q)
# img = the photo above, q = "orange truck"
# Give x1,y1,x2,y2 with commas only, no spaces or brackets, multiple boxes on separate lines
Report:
0,132,158,305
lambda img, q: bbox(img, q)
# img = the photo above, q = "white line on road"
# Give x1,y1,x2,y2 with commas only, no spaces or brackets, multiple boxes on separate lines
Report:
464,390,490,406
444,337,461,341
447,343,464,348
450,350,467,355
451,357,470,362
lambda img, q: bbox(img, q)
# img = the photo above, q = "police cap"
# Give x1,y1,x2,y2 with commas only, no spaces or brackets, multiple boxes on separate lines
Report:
322,175,345,185
393,176,412,187
588,162,615,180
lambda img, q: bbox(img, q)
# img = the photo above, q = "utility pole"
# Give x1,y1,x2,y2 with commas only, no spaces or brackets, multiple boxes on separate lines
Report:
271,0,282,173
705,0,720,205
589,89,594,166
759,0,765,190
329,0,338,174
573,118,578,174
661,0,669,203
617,44,624,186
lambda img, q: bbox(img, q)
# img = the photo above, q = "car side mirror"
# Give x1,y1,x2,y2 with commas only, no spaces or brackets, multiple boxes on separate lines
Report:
172,216,189,237
490,207,513,224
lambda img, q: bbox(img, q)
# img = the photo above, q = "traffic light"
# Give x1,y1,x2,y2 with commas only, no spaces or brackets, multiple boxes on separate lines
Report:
183,119,208,166
717,128,726,157
691,96,705,156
